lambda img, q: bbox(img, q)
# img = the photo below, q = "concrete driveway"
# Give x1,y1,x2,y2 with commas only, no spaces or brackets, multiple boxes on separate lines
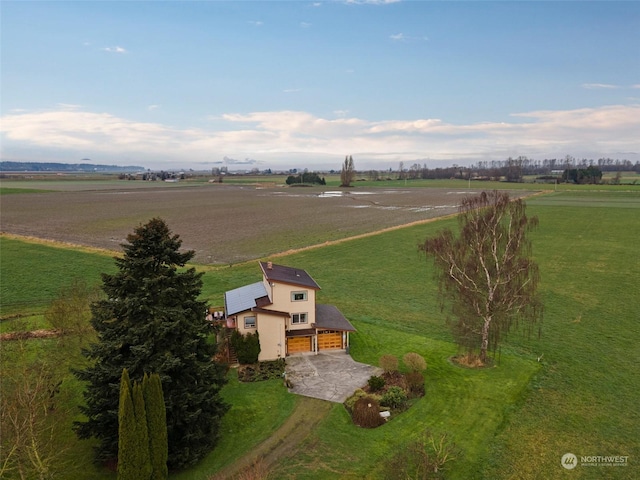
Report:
285,352,382,403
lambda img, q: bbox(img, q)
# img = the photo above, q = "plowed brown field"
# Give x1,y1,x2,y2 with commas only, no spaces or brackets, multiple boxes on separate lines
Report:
1,183,530,264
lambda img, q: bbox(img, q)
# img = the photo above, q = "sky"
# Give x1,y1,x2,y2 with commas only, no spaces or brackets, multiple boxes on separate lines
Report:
1,1,639,171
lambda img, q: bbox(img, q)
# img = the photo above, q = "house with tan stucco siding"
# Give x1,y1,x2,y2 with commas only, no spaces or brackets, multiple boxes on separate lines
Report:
223,261,355,362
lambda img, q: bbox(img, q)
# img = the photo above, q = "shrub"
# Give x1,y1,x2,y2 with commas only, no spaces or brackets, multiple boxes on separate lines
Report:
238,360,285,382
367,375,385,392
384,430,458,479
379,354,399,374
345,389,382,414
381,386,408,409
352,397,385,428
231,330,261,364
403,352,427,372
406,371,425,396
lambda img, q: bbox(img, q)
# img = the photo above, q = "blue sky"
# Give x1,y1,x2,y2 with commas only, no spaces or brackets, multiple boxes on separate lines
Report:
1,1,639,171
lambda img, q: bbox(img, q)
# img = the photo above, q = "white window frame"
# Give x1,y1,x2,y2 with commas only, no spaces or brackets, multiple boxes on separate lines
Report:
291,313,308,325
291,291,308,302
244,316,256,329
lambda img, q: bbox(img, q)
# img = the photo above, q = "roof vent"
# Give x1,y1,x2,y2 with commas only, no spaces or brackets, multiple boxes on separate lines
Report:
267,261,273,270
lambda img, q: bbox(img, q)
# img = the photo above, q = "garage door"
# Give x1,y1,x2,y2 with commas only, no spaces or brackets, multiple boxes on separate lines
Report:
318,332,343,350
287,336,312,354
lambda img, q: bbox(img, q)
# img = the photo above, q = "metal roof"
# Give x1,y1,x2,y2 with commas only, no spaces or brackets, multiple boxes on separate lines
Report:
224,281,268,316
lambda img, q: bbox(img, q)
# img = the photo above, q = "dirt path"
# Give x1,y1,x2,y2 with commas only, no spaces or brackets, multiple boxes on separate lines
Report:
212,397,332,479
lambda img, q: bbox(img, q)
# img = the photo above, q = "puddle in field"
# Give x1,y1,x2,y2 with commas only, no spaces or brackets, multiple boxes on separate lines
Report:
318,191,377,198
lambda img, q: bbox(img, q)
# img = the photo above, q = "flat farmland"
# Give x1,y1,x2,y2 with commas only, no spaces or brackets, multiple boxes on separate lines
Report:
0,183,535,264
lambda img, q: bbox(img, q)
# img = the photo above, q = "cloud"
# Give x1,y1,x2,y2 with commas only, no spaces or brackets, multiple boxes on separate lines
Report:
223,156,258,165
57,103,83,111
283,88,302,93
103,46,127,54
148,105,161,111
300,22,312,28
390,32,428,42
582,83,619,89
248,20,263,26
2,104,638,169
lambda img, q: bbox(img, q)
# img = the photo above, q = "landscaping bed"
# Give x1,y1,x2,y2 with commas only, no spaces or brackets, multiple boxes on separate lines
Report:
237,360,286,383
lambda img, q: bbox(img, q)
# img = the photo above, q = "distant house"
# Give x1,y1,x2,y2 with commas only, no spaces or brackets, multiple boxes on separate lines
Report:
223,262,355,361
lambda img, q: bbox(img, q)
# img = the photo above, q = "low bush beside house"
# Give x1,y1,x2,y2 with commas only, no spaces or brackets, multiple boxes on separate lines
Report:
230,330,260,364
237,359,285,383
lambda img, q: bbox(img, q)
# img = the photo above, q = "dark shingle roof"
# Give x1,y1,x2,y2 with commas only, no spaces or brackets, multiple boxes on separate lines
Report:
315,304,356,332
259,261,320,290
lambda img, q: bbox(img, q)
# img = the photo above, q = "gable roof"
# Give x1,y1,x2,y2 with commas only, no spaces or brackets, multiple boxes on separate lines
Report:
259,261,320,290
224,281,269,316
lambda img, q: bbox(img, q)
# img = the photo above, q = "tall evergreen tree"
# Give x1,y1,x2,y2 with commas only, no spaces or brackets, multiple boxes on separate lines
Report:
143,373,168,480
133,382,152,480
117,369,137,480
75,218,229,470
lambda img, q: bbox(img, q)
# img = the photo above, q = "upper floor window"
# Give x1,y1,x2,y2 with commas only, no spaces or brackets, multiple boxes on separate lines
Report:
291,291,307,302
291,313,308,324
244,316,256,329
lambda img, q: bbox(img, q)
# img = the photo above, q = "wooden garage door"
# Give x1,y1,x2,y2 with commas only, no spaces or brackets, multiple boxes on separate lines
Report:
318,332,343,350
287,336,311,354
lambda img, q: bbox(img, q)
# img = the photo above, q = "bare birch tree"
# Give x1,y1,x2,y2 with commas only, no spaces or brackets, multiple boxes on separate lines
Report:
419,191,542,364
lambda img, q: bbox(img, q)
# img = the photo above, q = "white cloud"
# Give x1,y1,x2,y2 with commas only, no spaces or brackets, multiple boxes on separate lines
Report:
582,83,619,89
283,88,302,93
248,20,263,26
300,22,312,28
2,105,638,169
103,46,127,54
57,103,83,111
390,32,428,42
148,105,161,111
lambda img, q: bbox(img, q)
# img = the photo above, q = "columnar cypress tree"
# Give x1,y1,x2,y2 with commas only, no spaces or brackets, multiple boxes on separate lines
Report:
143,373,168,480
132,382,152,480
75,218,229,470
117,369,136,480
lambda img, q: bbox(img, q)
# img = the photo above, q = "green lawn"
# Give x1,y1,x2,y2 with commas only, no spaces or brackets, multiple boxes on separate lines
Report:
0,238,115,317
1,190,638,479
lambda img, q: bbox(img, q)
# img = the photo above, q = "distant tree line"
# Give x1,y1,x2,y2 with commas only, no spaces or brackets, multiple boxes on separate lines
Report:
285,171,326,185
365,155,639,184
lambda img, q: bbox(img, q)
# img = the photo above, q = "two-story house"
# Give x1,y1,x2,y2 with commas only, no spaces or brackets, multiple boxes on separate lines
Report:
223,261,356,362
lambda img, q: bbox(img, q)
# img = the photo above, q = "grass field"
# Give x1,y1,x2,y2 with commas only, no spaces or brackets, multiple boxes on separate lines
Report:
1,188,638,479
